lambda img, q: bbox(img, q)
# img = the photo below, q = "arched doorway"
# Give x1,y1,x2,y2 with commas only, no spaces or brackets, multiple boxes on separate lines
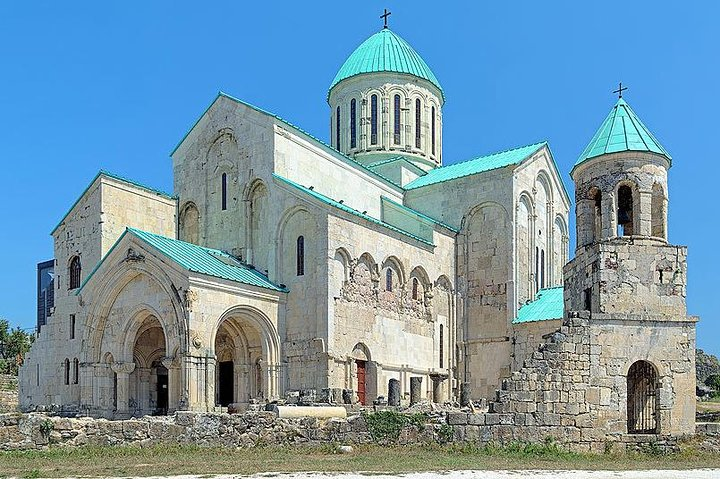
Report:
352,343,374,405
130,315,168,416
627,360,658,434
214,315,266,406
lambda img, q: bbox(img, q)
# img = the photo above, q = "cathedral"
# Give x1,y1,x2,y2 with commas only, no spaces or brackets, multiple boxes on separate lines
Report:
19,21,696,437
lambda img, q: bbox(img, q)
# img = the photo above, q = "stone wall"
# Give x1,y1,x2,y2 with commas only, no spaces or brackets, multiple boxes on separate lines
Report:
0,375,18,413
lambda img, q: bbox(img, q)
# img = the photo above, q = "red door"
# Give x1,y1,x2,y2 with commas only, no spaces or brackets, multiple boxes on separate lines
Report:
356,360,366,405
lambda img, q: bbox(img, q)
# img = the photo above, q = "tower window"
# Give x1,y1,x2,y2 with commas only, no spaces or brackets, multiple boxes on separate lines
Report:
73,358,79,384
412,277,419,300
540,249,545,289
336,106,340,149
296,236,305,276
68,256,81,290
591,188,602,242
534,246,539,293
64,358,70,385
385,268,393,292
584,287,592,312
431,106,436,155
70,314,75,340
221,173,228,211
370,94,378,145
415,99,421,149
617,185,634,236
393,94,401,145
350,99,357,149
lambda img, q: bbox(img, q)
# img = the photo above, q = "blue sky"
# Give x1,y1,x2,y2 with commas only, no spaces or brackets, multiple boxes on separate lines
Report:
1,2,718,353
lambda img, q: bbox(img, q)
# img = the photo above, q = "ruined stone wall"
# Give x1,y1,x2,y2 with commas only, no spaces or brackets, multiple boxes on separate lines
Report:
511,319,562,372
326,214,455,404
564,238,687,319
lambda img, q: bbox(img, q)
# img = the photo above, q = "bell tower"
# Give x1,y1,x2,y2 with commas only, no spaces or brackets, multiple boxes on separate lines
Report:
563,94,696,436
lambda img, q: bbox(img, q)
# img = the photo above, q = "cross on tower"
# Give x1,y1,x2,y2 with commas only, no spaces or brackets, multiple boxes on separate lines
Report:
380,8,391,29
613,82,628,99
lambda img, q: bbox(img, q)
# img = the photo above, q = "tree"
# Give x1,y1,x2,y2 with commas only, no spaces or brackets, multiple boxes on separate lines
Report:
0,318,35,375
705,374,720,392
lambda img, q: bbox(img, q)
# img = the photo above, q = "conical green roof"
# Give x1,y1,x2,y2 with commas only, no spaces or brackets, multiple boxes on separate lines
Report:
574,98,670,170
329,28,443,99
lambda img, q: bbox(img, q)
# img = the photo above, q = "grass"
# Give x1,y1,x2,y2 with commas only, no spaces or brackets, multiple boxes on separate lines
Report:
0,443,719,478
697,399,720,414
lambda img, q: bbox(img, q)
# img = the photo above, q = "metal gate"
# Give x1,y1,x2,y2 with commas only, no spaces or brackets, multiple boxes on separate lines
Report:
627,361,658,434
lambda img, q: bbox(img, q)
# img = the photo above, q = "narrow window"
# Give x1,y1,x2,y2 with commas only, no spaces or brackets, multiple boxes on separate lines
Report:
534,247,539,292
591,188,602,242
439,324,444,368
221,173,228,211
617,185,634,236
68,256,81,290
296,236,305,276
385,268,393,292
431,106,436,155
69,314,75,340
370,94,378,145
540,249,545,289
73,358,79,384
415,99,421,149
584,288,592,312
412,277,419,300
350,99,357,149
393,94,401,145
36,364,40,387
335,106,340,149
64,358,70,385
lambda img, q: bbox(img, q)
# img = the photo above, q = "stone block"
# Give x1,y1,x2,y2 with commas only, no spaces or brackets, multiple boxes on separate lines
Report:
447,412,469,426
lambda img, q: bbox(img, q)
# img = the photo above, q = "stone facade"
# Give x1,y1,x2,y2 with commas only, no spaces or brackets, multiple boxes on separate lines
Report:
18,25,695,446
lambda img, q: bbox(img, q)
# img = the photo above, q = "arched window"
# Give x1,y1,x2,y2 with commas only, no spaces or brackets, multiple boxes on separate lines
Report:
540,249,546,289
68,256,81,290
64,358,70,385
651,183,666,239
370,94,378,145
617,185,634,236
335,106,340,149
590,188,602,242
415,98,421,149
73,358,79,384
393,94,401,144
221,173,228,211
296,236,305,276
350,99,357,149
412,277,419,300
534,246,539,293
627,361,658,434
180,203,200,244
431,106,436,155
385,268,393,292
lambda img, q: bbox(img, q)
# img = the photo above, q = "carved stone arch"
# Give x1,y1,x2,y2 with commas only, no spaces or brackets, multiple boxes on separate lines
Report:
334,247,352,282
460,200,512,232
179,201,200,244
535,170,554,203
351,342,372,362
435,274,454,293
205,130,237,163
356,252,379,281
120,304,172,363
210,305,281,366
409,265,431,289
82,259,188,364
380,255,407,286
275,204,319,280
614,179,640,236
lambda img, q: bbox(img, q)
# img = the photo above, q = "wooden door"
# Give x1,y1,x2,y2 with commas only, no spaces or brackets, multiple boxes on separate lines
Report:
356,360,366,405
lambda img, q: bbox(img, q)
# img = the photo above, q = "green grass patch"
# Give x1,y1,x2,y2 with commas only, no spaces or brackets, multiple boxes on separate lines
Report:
0,442,719,478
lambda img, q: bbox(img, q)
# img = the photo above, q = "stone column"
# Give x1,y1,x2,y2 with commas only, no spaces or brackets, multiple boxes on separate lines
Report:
138,368,151,414
603,190,616,238
161,357,180,413
111,362,135,418
409,376,423,405
388,378,400,406
205,356,216,410
638,190,653,237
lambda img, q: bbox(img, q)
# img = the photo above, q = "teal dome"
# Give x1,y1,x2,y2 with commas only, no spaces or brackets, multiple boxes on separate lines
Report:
329,28,444,99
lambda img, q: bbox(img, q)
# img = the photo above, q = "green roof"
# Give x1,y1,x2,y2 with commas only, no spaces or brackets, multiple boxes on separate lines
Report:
51,170,174,235
513,286,564,324
405,141,547,190
574,98,671,170
273,174,434,247
79,228,287,293
329,28,443,99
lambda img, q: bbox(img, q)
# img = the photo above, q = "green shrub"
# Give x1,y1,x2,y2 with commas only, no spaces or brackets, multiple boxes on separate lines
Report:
364,411,427,443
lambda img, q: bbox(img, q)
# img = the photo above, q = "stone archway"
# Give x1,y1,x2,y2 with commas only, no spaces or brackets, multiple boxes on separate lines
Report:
627,360,658,434
129,315,168,416
213,308,281,407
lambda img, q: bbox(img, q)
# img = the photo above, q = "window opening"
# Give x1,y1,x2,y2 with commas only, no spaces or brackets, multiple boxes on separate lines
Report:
350,99,357,148
296,236,305,276
431,106,436,155
335,106,340,149
69,257,81,290
617,185,634,236
370,94,378,145
221,173,228,211
393,94,401,144
385,268,393,292
415,99,421,148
